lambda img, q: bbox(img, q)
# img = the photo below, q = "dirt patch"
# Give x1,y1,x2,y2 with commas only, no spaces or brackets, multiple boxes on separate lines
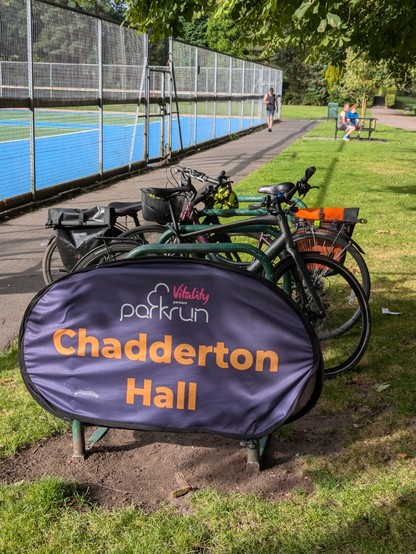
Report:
0,409,350,510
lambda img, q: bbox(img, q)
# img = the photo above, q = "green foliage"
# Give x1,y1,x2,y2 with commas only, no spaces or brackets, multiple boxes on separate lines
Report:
180,16,209,47
0,0,26,61
324,63,343,95
273,47,329,106
385,93,397,108
206,16,248,57
121,0,416,83
337,50,394,111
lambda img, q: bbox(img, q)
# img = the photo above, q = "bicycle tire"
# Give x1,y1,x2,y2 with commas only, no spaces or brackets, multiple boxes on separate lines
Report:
293,231,371,300
206,231,265,264
206,229,370,304
71,225,167,271
274,252,371,377
119,223,166,242
42,236,70,285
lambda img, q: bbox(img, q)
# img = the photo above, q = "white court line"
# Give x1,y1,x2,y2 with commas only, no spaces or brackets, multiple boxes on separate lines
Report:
0,119,179,146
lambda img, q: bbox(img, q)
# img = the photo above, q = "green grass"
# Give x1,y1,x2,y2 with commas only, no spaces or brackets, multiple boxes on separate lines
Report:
1,113,415,552
396,93,416,108
0,344,68,458
281,104,328,119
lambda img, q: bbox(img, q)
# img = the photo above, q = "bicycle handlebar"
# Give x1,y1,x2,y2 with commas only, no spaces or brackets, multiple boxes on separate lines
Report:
173,166,231,186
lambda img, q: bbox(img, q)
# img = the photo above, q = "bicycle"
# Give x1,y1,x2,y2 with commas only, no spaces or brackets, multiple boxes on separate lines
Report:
42,201,142,285
73,168,371,378
62,164,369,296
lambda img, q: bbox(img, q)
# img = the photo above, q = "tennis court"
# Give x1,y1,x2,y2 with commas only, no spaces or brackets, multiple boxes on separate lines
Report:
0,109,261,199
0,1,281,209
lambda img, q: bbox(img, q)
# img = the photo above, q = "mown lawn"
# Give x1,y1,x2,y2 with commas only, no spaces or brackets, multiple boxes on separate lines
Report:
0,111,415,553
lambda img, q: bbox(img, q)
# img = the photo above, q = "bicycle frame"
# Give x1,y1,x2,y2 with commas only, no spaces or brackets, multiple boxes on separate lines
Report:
133,207,327,316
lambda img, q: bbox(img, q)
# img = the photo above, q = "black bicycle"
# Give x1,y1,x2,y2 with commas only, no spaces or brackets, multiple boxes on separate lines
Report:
73,168,371,378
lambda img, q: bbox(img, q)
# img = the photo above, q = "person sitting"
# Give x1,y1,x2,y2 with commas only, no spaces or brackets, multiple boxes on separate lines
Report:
346,104,363,140
337,102,355,141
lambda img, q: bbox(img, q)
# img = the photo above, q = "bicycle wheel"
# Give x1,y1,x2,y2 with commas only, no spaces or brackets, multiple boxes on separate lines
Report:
206,231,266,264
119,223,166,243
42,236,70,285
274,252,371,377
71,242,137,271
293,231,371,299
72,225,166,271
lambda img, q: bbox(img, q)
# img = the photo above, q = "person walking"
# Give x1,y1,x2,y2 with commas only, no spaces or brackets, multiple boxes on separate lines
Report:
263,88,279,132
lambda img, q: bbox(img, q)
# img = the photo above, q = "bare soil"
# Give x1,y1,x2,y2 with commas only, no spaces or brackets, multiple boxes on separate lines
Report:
0,409,350,511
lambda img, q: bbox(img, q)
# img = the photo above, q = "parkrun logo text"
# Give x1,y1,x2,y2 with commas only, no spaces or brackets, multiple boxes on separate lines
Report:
120,282,209,323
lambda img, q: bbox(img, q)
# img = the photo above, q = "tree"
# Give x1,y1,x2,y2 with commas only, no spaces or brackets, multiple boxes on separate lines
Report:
60,0,126,21
337,51,395,115
269,46,329,105
120,0,416,83
205,16,248,58
0,0,27,61
180,16,209,48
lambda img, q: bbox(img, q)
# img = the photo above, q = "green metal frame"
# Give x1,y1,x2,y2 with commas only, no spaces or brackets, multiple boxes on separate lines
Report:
125,241,275,283
72,239,277,467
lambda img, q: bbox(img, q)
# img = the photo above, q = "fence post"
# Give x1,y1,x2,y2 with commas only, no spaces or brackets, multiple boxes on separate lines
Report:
241,60,245,132
98,18,103,178
26,0,36,199
144,34,149,164
213,52,218,139
228,57,232,134
193,46,198,147
167,37,173,160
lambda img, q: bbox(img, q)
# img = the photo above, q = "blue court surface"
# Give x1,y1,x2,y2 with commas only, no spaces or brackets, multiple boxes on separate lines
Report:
0,112,262,200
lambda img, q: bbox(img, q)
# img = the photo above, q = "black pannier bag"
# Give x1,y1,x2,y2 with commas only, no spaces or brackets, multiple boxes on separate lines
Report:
46,206,116,271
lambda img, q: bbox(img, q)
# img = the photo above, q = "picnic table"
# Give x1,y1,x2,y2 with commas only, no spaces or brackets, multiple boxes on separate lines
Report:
334,117,377,140
403,104,416,114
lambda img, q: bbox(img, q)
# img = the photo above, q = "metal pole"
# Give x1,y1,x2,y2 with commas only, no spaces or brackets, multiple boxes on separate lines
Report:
277,69,283,120
167,37,173,160
241,60,245,132
160,71,165,157
49,63,52,99
250,65,255,126
72,420,86,459
128,30,144,170
194,46,198,146
98,18,103,177
144,34,149,163
26,0,36,199
213,52,217,139
260,66,265,121
228,57,232,134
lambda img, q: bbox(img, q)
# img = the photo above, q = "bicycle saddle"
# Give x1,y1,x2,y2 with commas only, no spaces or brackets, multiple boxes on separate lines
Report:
258,182,295,195
108,202,141,217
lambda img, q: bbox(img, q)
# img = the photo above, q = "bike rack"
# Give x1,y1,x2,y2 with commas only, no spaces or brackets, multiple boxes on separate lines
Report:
71,241,277,469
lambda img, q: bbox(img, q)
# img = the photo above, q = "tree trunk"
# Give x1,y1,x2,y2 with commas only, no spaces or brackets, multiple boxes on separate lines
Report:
361,96,367,118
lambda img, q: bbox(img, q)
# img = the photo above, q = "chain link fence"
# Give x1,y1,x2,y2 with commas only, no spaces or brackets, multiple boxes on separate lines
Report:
0,0,282,211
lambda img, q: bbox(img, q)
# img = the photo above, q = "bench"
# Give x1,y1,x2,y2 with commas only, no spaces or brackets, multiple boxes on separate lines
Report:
403,105,416,114
334,117,377,141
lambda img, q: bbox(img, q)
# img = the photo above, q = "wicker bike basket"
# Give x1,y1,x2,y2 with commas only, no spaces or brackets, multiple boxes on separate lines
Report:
294,207,361,267
141,189,186,224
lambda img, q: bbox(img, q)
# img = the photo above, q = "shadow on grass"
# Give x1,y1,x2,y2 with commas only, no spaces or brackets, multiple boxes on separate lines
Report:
310,490,416,552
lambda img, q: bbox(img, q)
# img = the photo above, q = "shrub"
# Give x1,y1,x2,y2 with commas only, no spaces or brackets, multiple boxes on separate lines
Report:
385,94,396,108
